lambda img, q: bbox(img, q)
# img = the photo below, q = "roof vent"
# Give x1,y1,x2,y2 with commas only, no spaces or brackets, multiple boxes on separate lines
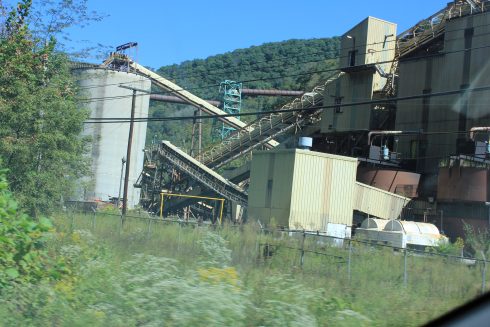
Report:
298,137,313,150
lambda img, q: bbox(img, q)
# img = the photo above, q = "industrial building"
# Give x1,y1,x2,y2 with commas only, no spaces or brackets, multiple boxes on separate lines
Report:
75,1,490,240
74,66,151,208
247,146,409,238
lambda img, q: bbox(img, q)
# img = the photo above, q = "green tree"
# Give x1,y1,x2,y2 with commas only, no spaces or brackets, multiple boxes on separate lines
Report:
0,0,89,216
0,164,58,289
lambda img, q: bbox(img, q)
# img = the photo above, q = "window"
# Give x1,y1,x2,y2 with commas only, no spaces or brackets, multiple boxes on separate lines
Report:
348,50,357,66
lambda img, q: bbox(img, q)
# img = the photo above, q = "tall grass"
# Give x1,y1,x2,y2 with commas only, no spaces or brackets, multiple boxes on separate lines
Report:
1,211,486,326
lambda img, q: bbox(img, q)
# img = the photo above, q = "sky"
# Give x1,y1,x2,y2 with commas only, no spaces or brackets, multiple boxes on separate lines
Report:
15,0,449,69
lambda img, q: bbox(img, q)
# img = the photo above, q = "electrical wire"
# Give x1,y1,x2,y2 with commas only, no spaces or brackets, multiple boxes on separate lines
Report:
76,39,490,105
83,84,490,123
75,20,490,94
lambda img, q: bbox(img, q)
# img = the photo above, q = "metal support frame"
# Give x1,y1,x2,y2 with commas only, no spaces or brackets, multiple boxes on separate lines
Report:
213,80,242,140
160,193,225,224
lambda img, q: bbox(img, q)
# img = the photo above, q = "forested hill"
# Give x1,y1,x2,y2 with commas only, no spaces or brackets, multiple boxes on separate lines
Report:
147,37,340,149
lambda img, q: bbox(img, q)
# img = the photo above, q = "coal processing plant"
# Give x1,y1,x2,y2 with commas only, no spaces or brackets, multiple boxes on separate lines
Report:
75,0,490,244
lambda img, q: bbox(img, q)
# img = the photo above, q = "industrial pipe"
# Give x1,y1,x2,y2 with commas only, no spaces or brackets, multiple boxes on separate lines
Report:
469,127,490,141
150,94,221,107
367,130,422,145
368,131,403,145
241,89,304,96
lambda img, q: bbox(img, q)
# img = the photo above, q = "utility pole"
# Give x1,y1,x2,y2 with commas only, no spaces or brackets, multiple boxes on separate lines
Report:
117,157,126,209
122,89,137,216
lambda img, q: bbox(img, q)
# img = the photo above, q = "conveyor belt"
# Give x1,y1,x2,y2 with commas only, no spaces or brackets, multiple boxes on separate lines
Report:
102,54,278,148
383,0,488,95
197,71,345,169
151,141,248,207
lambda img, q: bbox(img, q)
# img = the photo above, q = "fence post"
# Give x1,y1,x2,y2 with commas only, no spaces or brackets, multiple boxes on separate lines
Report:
91,209,96,231
146,217,152,238
481,251,487,295
177,221,182,252
300,231,306,268
347,239,352,282
70,211,75,233
404,248,408,287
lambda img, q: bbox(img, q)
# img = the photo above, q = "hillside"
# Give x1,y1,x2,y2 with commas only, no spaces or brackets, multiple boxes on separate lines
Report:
147,37,340,150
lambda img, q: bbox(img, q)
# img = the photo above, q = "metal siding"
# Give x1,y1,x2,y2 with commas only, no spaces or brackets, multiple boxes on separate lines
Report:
396,12,490,173
320,82,338,132
328,159,357,225
289,152,329,230
366,17,397,90
249,151,295,226
341,17,369,68
248,153,270,208
289,151,357,230
354,182,410,219
271,153,295,211
247,207,272,225
333,18,397,132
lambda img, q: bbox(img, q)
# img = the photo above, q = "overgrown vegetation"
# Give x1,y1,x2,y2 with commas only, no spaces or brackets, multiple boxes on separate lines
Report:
0,166,63,288
0,207,487,326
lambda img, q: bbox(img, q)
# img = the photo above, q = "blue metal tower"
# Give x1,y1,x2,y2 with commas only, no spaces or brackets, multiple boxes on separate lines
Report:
212,80,242,140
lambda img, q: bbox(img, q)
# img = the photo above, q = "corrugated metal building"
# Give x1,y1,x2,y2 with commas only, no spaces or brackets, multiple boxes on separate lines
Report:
248,149,410,231
248,149,357,230
395,11,490,176
321,17,397,133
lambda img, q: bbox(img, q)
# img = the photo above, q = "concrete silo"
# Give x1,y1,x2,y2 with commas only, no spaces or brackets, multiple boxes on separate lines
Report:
75,68,151,208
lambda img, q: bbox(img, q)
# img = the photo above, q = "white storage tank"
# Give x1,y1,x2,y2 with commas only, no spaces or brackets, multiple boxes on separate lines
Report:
75,68,151,208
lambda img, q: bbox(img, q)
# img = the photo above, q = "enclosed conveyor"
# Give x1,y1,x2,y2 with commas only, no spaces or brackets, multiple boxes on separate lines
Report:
102,54,278,148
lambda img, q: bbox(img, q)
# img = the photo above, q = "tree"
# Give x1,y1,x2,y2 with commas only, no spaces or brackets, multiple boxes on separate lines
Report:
0,0,89,216
0,164,57,288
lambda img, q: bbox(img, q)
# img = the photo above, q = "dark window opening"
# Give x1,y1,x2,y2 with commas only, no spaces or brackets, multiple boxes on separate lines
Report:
335,97,343,113
348,50,357,67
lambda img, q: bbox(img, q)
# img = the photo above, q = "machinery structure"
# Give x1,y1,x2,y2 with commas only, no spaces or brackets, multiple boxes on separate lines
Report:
212,80,242,140
78,0,490,237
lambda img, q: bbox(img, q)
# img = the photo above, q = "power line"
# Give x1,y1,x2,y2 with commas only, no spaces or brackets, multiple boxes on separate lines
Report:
83,83,490,123
77,40,490,105
75,20,490,94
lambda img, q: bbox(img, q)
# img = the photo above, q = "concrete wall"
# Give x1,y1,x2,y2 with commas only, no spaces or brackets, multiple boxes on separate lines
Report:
76,69,151,207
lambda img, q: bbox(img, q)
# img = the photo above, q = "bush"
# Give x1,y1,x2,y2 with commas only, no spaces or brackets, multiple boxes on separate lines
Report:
0,167,61,288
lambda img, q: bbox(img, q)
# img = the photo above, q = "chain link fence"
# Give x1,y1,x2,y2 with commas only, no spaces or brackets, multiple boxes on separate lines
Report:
61,210,489,294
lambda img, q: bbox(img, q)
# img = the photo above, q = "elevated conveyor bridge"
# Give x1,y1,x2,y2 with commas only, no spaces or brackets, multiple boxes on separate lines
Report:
115,0,490,218
382,0,489,95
